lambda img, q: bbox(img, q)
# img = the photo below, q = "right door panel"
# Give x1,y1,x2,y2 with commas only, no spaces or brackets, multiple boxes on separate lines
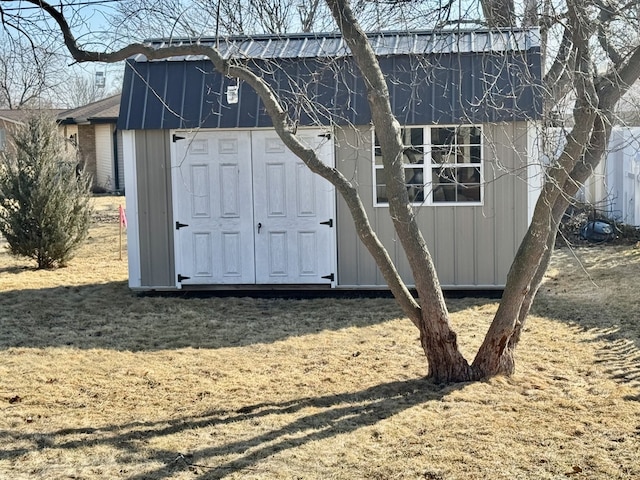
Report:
251,130,335,284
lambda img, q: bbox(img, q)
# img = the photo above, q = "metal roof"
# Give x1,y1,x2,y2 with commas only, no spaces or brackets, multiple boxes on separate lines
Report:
119,29,543,131
132,28,541,62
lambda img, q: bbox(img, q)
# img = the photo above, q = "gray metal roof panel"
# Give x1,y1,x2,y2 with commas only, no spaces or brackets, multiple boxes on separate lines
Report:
131,28,540,62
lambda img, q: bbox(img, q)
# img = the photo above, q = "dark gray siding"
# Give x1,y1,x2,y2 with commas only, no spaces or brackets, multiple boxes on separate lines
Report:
118,51,541,131
335,122,530,288
134,130,175,287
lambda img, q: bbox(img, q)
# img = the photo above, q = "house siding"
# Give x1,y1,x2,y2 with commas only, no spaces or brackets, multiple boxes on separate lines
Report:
78,125,96,185
116,129,125,191
95,123,115,190
335,122,530,288
0,119,20,154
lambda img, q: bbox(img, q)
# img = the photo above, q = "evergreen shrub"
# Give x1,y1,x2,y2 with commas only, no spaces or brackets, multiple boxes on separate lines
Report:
0,114,92,268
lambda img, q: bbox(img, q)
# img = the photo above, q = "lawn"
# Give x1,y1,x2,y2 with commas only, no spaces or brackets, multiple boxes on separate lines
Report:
1,196,639,479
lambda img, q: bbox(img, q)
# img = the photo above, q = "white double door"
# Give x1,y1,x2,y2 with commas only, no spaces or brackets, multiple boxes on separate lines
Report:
172,129,335,286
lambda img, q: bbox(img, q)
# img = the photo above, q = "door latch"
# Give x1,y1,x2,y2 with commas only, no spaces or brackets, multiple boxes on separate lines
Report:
257,222,262,234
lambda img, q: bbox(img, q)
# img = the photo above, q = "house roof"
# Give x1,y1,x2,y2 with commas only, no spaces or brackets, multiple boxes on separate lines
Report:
58,94,121,125
119,29,543,131
134,28,541,62
0,108,65,125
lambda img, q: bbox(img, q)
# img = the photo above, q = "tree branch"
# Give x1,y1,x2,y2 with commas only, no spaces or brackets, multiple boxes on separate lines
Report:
17,0,423,319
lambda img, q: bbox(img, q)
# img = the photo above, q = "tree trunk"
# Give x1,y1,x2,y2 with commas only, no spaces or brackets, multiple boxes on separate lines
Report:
481,0,515,27
472,0,599,378
419,307,473,382
326,0,473,383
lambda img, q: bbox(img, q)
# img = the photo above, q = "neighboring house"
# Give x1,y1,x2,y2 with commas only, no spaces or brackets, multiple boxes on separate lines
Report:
0,108,66,155
1,97,124,193
0,110,25,154
118,29,543,291
58,94,124,193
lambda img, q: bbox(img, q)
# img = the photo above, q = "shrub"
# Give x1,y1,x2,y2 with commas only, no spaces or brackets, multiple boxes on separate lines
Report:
0,113,92,268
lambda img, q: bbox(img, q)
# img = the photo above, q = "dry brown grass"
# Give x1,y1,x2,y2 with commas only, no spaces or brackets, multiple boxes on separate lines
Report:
1,196,639,479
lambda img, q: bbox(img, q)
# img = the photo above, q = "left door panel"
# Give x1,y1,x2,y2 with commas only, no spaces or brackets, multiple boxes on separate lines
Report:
172,131,255,285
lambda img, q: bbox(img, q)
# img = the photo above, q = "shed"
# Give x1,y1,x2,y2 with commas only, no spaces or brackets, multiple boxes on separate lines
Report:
605,128,640,226
550,126,640,227
119,29,543,290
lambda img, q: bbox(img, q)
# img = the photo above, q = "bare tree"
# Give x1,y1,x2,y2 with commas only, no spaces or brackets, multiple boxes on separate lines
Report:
60,72,119,108
0,31,60,108
107,0,465,38
3,0,639,382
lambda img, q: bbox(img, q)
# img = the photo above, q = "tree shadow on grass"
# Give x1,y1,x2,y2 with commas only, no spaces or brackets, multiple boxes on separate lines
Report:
0,377,461,479
0,282,495,352
0,265,31,274
532,291,640,400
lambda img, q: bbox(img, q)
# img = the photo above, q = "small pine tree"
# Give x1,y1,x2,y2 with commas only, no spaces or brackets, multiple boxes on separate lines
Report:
0,113,92,269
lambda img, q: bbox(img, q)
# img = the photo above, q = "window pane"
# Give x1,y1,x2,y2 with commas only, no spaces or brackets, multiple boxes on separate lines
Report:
433,167,456,185
376,168,387,186
456,167,481,202
434,185,457,202
375,147,384,166
470,145,481,163
457,145,468,163
456,166,480,184
406,167,424,185
433,167,457,202
457,184,481,202
431,127,455,145
470,126,481,145
431,146,458,164
401,127,424,147
404,148,425,164
406,167,424,202
374,132,383,166
376,185,388,203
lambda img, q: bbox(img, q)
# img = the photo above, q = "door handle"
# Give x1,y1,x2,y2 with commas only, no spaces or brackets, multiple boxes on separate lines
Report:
257,222,262,234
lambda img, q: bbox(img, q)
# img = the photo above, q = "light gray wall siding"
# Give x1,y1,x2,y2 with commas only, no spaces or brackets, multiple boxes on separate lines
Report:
335,122,530,288
134,129,175,287
117,129,125,191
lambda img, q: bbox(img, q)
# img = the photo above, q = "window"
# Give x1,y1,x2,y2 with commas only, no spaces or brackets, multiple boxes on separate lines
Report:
374,125,482,206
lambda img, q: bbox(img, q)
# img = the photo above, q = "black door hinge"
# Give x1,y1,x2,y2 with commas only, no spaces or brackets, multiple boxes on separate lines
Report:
320,219,333,227
178,274,191,282
176,221,189,230
321,273,334,282
173,134,185,143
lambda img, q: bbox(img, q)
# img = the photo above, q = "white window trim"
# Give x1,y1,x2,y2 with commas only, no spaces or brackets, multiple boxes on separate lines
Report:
372,124,484,207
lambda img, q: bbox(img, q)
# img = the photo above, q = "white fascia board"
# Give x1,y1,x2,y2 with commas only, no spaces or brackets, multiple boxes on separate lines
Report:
122,130,141,288
527,121,544,226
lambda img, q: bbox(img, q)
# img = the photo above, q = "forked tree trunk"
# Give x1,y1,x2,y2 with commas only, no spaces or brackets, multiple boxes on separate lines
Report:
471,0,599,378
327,0,475,383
